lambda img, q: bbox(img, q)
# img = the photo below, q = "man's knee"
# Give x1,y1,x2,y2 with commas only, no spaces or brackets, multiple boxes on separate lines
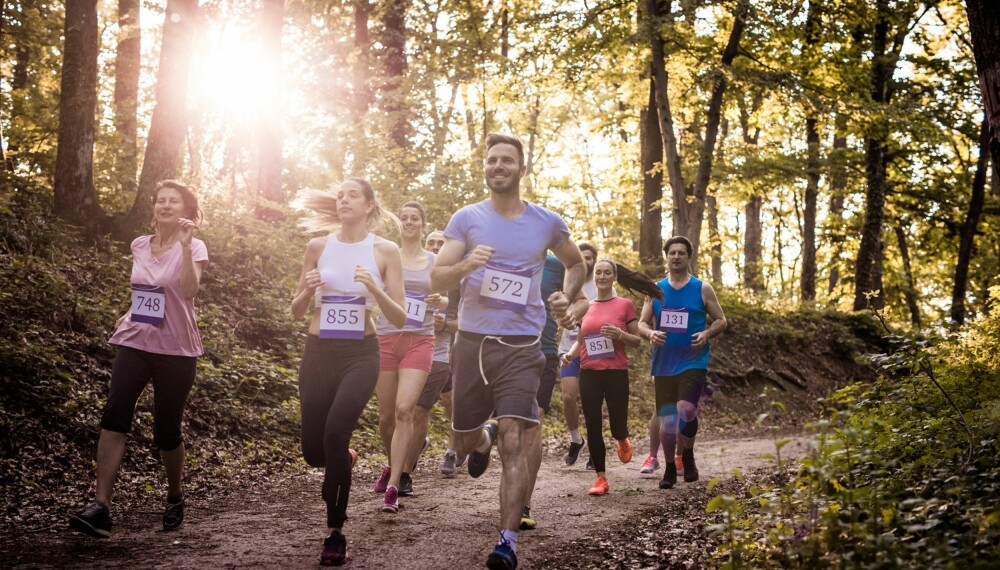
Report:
677,400,698,423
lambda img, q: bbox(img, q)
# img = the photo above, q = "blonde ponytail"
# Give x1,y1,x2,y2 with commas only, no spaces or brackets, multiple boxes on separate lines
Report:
292,178,400,235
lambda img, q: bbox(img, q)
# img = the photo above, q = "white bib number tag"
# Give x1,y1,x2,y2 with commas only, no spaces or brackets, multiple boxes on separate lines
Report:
659,307,689,333
566,328,579,344
130,284,166,326
480,263,531,312
405,292,427,328
320,295,365,339
584,333,615,360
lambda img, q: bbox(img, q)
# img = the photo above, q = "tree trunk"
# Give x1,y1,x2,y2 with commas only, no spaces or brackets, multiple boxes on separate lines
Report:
707,193,722,283
257,0,284,204
965,0,1000,185
114,0,140,196
800,0,821,302
640,76,665,277
119,0,198,237
351,0,372,174
378,0,412,150
53,0,103,226
744,195,764,292
950,116,990,324
893,222,921,327
828,112,848,295
5,0,32,170
648,0,747,272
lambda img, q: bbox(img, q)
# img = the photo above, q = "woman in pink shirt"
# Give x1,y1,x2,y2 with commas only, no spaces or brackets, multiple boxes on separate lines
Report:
70,180,208,539
561,259,662,496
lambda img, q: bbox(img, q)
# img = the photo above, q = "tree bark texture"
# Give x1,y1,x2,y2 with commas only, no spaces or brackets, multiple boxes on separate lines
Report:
965,0,1000,186
257,0,284,204
893,222,921,327
648,0,747,274
828,112,848,295
120,0,198,236
114,0,140,196
800,0,821,302
377,0,412,150
351,0,372,174
53,0,102,226
744,195,764,292
950,116,990,324
640,76,665,277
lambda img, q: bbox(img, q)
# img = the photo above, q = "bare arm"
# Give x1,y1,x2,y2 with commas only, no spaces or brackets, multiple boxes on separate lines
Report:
291,239,323,319
548,237,586,323
638,296,665,346
366,240,407,328
178,219,204,299
431,238,494,293
692,282,727,348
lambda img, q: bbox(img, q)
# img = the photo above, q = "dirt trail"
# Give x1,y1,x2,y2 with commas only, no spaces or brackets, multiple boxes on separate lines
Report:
4,435,808,569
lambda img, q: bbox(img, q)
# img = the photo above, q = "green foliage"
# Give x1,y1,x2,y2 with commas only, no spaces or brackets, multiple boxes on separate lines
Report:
710,308,1000,568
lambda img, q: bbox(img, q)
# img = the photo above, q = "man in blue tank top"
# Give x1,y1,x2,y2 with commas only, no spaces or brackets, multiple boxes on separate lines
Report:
637,236,727,490
432,133,587,570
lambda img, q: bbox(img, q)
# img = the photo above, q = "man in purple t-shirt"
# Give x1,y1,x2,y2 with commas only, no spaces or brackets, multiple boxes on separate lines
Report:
432,133,586,570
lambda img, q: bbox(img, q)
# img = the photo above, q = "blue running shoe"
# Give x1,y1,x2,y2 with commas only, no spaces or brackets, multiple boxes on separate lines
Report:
486,536,518,570
467,420,499,479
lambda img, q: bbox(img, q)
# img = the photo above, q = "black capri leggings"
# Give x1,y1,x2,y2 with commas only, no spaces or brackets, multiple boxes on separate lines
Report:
298,335,380,529
579,368,630,474
100,346,197,451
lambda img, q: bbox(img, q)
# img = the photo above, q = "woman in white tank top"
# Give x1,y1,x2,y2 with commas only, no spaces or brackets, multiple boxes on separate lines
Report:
290,179,406,566
372,202,448,512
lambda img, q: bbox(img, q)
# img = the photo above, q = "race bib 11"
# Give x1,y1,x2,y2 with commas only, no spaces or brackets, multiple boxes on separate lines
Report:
584,333,615,360
404,292,427,328
480,263,531,312
130,283,165,326
320,295,365,339
659,307,689,333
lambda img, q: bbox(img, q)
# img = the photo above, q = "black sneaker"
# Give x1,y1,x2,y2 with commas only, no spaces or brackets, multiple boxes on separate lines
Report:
467,419,499,478
398,472,414,496
682,449,699,482
320,531,348,566
163,494,185,531
585,456,594,471
69,501,112,538
563,440,586,465
486,535,518,570
659,463,677,489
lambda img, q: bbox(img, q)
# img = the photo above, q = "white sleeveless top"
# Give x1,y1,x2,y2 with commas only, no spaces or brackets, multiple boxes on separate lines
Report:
315,233,383,310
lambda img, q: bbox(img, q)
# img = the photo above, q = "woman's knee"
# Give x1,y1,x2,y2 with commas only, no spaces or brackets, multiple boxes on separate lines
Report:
394,402,416,423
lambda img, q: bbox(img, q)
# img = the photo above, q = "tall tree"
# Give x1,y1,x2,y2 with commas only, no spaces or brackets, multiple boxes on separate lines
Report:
950,116,991,324
640,77,664,276
739,94,764,292
53,0,102,226
800,0,823,302
827,112,849,296
120,0,199,236
377,0,412,151
893,221,921,327
257,0,284,203
114,0,141,196
647,0,748,272
351,0,372,174
965,0,1000,182
852,0,919,310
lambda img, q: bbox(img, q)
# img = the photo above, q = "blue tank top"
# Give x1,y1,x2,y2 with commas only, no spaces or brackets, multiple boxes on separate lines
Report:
650,276,709,376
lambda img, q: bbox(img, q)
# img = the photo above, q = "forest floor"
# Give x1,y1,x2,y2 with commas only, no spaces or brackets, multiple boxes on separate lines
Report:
1,432,806,569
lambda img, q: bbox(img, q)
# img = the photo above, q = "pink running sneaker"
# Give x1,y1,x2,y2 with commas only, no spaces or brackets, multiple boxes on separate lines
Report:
675,453,684,471
381,486,400,514
373,466,391,493
639,455,660,474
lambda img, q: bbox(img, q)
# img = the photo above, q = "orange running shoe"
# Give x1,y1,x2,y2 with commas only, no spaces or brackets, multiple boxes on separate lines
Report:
587,475,610,496
674,453,684,471
616,438,633,463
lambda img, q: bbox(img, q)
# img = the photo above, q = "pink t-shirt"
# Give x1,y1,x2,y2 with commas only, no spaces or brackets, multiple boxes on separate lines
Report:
579,296,637,371
109,235,209,357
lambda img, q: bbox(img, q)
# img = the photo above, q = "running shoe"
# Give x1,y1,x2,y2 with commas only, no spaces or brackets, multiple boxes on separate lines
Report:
682,449,699,482
519,506,536,530
349,448,358,468
659,463,677,489
639,455,660,474
563,440,586,466
320,531,348,566
440,450,458,477
163,494,185,531
399,472,414,497
675,453,684,471
486,536,518,570
585,456,594,471
588,475,610,496
409,437,430,472
69,501,112,538
373,466,391,493
381,485,400,513
467,419,499,478
616,438,633,463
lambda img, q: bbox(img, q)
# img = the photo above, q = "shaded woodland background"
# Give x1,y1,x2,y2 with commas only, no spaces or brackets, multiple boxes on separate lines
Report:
2,1,1000,567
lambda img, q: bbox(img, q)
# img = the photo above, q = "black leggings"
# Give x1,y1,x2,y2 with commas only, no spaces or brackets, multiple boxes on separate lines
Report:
579,368,630,474
101,346,197,451
298,335,380,529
